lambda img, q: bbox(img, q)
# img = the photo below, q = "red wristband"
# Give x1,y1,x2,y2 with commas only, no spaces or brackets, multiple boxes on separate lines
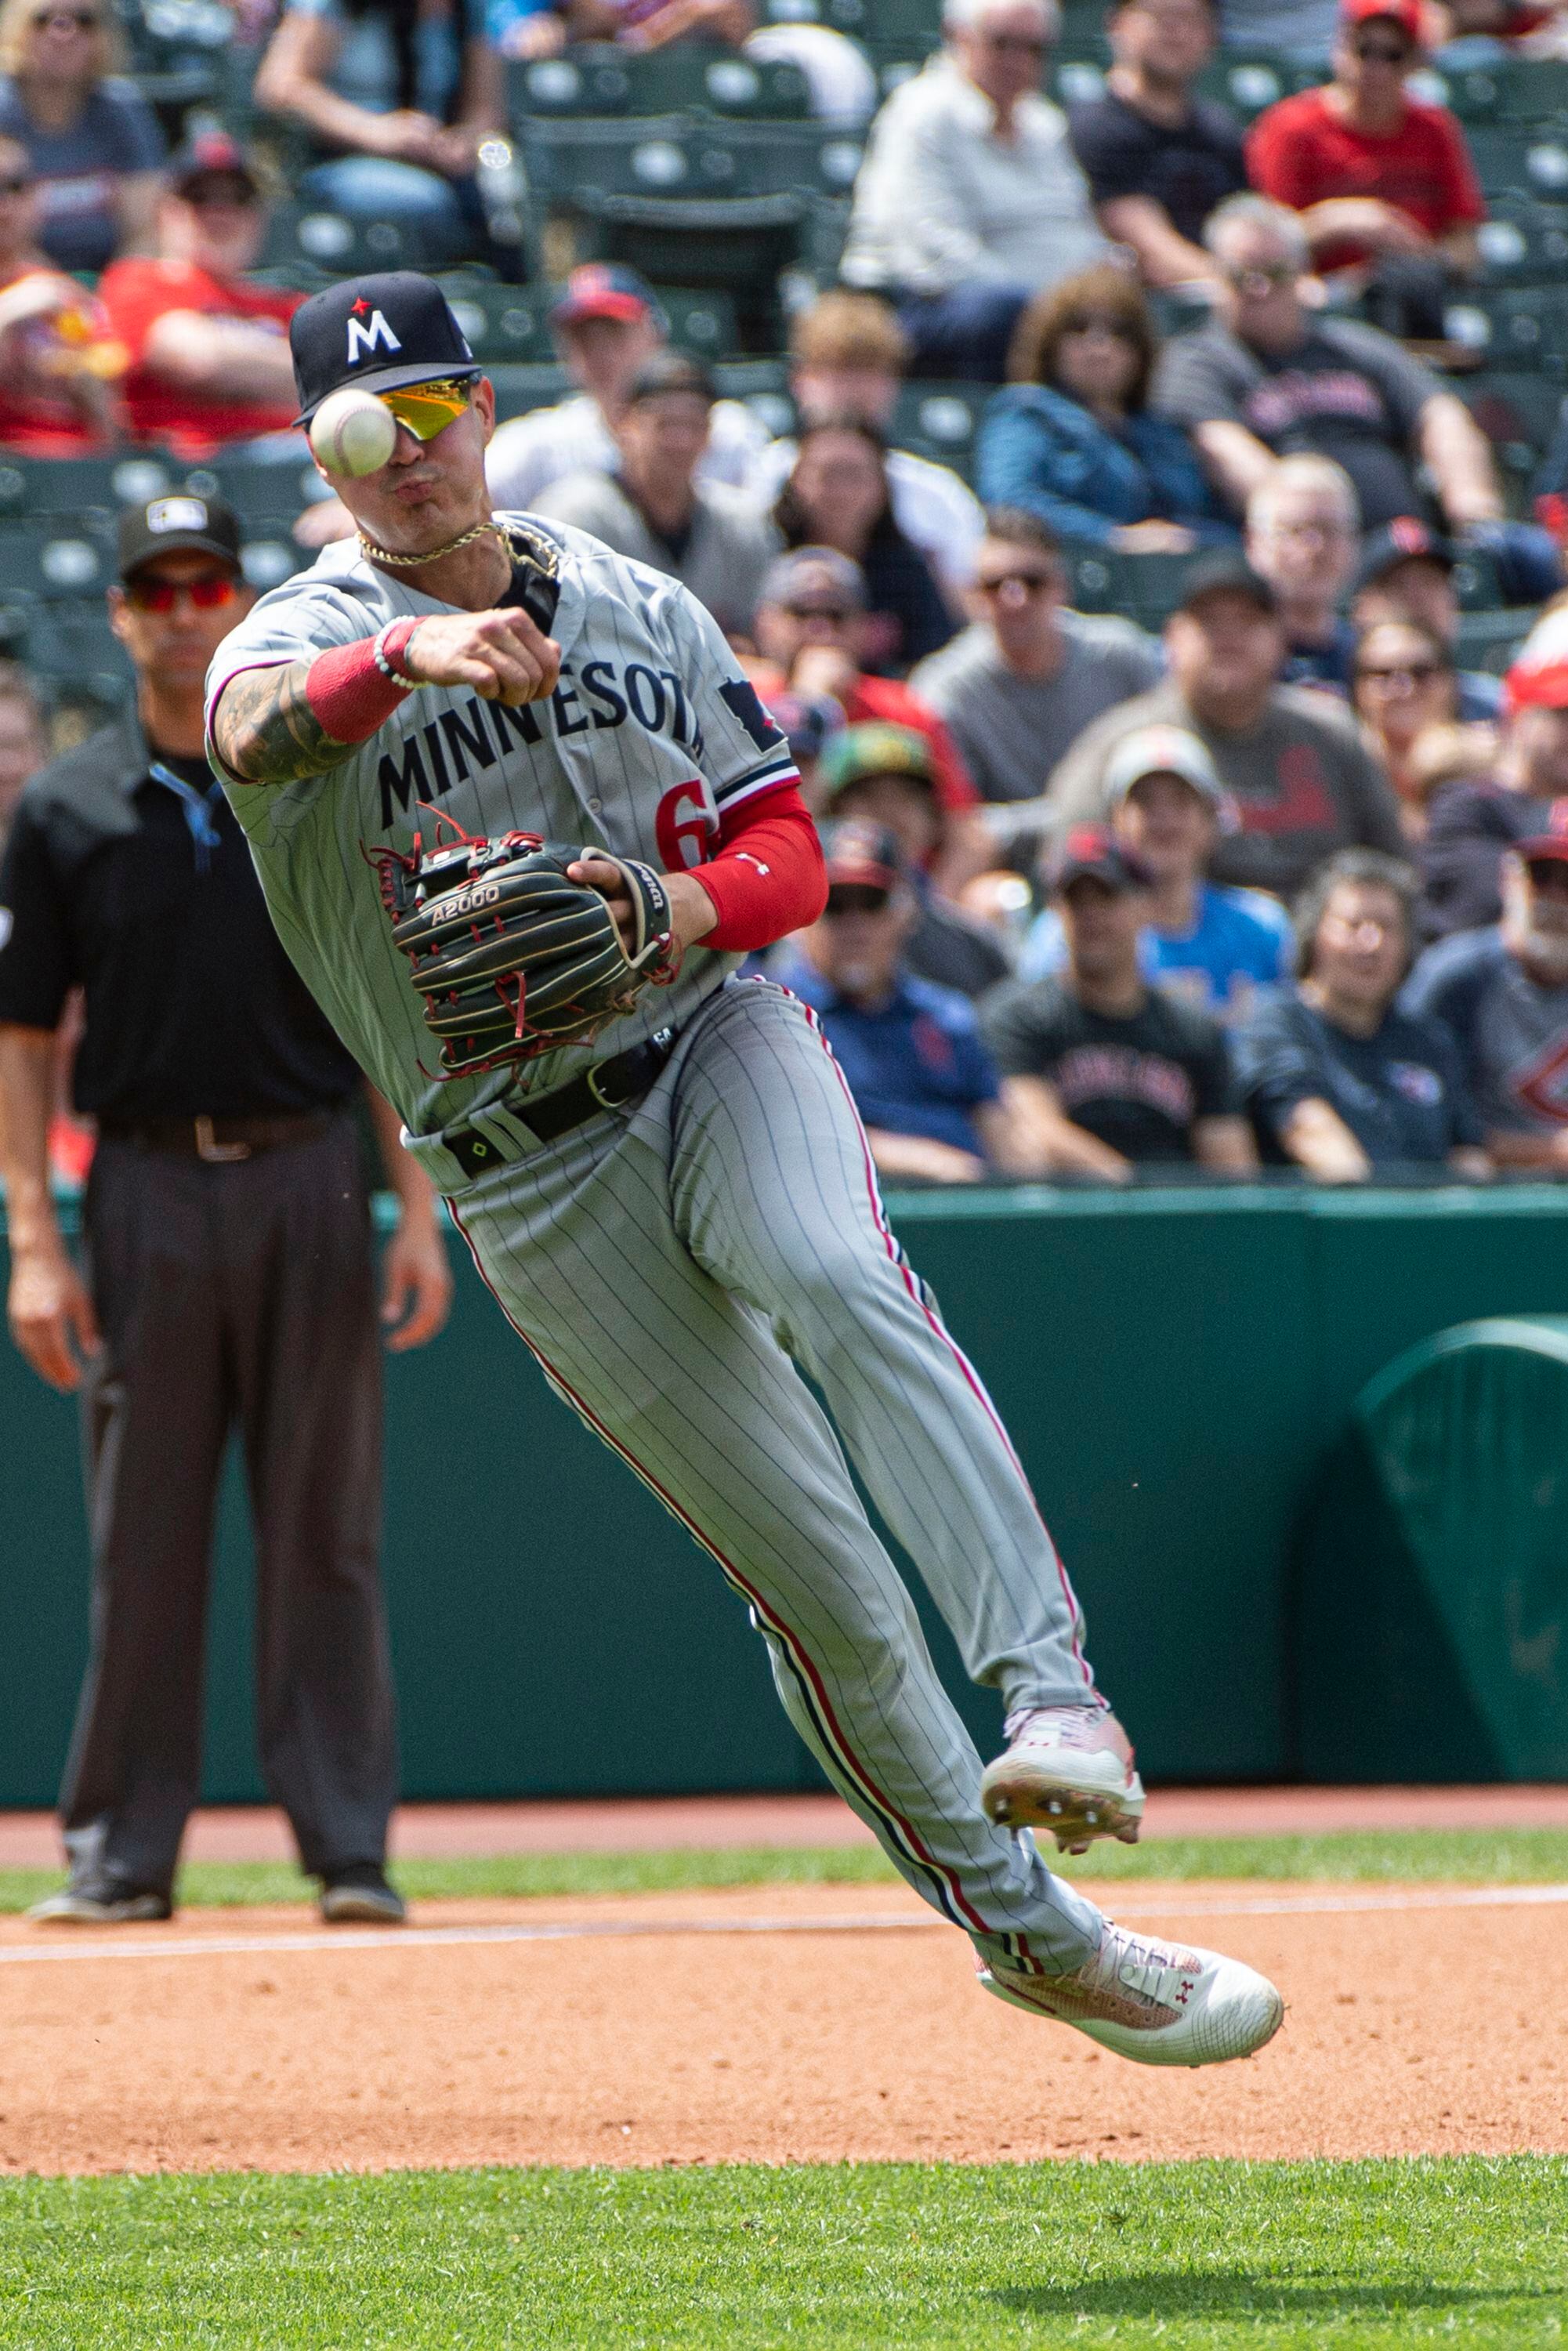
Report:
304,620,422,744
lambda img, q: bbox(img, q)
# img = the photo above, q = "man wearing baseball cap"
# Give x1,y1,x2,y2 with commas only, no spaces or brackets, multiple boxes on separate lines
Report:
97,132,303,457
1404,799,1568,1169
1049,552,1404,897
0,492,451,1927
1351,518,1502,721
814,721,1010,999
770,819,1033,1185
1019,723,1293,1021
983,821,1258,1175
1246,0,1484,339
486,263,767,514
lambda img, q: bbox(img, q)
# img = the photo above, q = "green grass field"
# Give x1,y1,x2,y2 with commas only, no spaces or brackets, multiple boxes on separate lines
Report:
6,1826,1568,1912
8,1831,1564,2347
3,2159,1566,2349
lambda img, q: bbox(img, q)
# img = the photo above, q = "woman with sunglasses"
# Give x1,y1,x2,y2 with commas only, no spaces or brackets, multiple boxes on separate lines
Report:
773,417,958,674
0,0,163,273
976,263,1234,554
1351,616,1459,835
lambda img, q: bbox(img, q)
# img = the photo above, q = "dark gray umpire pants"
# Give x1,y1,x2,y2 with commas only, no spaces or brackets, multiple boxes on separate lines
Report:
60,1112,397,1896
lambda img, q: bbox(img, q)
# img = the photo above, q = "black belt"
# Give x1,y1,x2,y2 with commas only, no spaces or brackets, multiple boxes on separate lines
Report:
98,1110,338,1163
444,1031,675,1182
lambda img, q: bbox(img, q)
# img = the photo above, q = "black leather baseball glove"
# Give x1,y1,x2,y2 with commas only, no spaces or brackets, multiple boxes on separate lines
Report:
371,828,676,1080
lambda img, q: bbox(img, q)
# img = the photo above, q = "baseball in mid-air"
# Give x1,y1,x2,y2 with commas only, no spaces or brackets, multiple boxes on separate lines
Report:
310,387,398,477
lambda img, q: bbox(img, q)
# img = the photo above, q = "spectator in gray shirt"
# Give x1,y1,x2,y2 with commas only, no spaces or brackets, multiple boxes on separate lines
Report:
910,508,1161,805
1048,551,1404,896
535,353,779,639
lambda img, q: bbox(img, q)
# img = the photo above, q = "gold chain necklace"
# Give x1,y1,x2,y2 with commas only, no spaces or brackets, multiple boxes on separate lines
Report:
355,516,507,570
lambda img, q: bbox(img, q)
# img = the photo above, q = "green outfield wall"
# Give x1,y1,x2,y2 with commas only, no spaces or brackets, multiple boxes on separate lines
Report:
4,1180,1568,1809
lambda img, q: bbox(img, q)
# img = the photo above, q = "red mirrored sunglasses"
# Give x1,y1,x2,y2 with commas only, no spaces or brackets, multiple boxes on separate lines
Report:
123,573,238,614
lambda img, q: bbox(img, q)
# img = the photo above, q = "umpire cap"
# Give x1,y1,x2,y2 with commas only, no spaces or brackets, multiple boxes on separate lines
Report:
290,272,480,426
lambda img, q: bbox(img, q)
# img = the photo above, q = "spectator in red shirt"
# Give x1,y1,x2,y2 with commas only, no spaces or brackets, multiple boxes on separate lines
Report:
0,132,124,451
1245,0,1483,339
97,132,302,459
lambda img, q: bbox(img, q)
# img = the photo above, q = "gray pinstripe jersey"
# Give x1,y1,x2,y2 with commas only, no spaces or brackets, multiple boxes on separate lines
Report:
205,514,798,1143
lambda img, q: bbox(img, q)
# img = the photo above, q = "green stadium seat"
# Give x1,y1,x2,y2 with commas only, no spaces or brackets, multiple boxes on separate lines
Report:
1475,202,1568,283
1193,52,1309,124
1059,543,1197,626
442,275,740,363
1465,125,1568,203
1444,286,1568,373
1051,56,1106,105
0,454,180,522
258,204,436,278
510,44,813,118
563,190,829,350
1461,368,1566,480
1452,605,1533,674
487,361,574,419
890,381,990,475
0,520,115,602
1419,56,1568,125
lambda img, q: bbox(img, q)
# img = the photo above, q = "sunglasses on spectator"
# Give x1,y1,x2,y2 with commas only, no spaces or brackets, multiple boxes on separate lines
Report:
1059,312,1137,339
824,884,893,916
980,30,1047,50
123,571,238,614
1356,660,1445,685
31,9,97,27
1225,260,1297,292
1353,34,1410,59
378,376,475,440
780,600,853,624
184,177,259,209
976,568,1056,597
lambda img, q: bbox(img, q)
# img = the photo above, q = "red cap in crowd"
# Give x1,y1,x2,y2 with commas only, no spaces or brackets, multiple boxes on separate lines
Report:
1340,0,1422,37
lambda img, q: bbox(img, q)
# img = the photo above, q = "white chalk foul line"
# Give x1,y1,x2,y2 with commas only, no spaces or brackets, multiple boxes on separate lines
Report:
3,1882,1568,1965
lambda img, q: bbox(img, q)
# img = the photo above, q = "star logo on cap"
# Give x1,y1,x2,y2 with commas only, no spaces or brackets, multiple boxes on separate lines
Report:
350,297,371,317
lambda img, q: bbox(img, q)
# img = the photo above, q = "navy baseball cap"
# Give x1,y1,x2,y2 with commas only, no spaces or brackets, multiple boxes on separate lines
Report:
1355,516,1458,594
1175,553,1278,618
1051,824,1154,893
289,272,480,426
168,129,259,197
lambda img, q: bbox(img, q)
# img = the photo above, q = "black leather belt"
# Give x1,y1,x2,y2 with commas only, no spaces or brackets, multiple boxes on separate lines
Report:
99,1110,337,1162
444,1031,675,1181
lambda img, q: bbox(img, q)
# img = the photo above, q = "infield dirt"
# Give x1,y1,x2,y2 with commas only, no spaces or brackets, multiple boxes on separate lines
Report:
2,1878,1561,2175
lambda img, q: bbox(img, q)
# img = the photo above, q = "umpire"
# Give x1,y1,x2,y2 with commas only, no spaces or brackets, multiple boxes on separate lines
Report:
0,494,452,1925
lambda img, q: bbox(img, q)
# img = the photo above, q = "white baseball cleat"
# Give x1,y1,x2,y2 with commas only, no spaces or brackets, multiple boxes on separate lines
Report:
980,1703,1145,1852
977,1919,1284,2068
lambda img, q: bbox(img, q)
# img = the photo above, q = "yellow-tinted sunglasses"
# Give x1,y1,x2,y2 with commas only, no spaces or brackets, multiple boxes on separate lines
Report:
379,375,476,441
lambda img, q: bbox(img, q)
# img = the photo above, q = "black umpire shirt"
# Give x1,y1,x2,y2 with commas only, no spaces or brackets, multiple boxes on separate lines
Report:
0,710,360,1121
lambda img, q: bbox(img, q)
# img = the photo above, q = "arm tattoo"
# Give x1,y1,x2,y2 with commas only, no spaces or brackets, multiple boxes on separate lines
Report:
212,661,355,786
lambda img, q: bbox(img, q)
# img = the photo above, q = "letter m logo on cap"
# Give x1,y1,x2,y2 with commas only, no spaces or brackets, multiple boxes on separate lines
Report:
346,306,402,366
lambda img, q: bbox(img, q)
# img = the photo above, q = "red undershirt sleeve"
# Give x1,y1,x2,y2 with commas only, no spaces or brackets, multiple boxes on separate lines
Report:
685,784,827,953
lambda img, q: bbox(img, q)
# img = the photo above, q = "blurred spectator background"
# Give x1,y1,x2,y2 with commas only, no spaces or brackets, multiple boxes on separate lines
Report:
981,822,1258,1175
1048,553,1405,893
841,0,1106,379
1245,0,1484,340
1235,845,1487,1177
1068,0,1244,292
770,415,956,668
0,0,163,273
977,266,1233,551
535,350,777,634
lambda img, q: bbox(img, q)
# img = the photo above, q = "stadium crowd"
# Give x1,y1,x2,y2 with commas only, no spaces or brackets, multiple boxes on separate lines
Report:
0,0,1566,1201
9,0,1568,1925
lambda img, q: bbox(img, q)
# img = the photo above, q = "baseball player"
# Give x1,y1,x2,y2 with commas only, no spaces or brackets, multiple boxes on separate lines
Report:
206,272,1282,2067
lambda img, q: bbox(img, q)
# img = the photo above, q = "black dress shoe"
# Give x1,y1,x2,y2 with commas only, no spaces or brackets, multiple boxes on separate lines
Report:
27,1877,172,1924
319,1864,406,1925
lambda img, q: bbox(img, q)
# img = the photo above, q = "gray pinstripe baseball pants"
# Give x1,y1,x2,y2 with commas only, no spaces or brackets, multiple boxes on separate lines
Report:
435,980,1106,1972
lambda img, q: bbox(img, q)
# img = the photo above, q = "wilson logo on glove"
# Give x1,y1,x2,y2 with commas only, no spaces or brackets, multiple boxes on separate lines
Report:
368,813,677,1081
